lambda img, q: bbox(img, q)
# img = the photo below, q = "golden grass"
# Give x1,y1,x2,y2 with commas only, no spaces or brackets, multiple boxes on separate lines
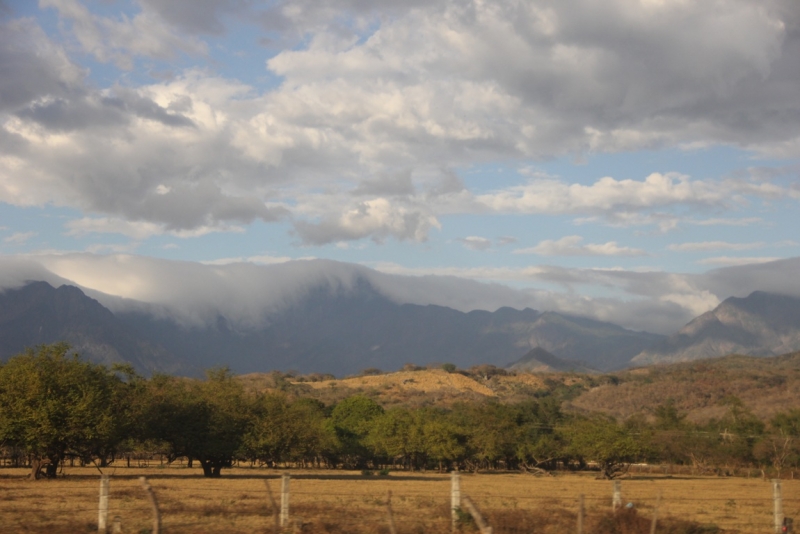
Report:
299,369,497,397
1,465,797,533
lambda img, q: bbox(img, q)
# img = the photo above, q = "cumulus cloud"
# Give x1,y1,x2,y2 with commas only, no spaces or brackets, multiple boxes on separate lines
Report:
0,18,84,113
514,235,647,257
1,1,799,244
293,198,440,245
41,0,207,69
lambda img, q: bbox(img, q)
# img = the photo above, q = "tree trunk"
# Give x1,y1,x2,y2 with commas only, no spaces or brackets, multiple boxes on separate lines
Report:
29,458,43,481
199,459,224,477
44,457,59,478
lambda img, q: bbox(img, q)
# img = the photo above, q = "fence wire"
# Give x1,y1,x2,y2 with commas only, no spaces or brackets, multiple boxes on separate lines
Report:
1,470,798,534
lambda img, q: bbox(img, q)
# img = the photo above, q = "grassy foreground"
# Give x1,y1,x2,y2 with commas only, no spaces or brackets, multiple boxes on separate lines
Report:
0,465,797,533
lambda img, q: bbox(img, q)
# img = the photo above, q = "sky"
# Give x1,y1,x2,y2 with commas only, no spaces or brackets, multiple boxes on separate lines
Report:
1,0,799,334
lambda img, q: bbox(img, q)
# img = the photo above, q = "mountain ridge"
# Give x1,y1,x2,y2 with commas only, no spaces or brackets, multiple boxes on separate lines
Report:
632,290,800,365
0,279,662,375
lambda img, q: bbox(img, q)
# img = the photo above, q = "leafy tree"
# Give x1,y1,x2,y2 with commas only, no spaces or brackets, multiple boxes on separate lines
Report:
368,407,466,471
709,396,765,468
453,402,520,469
245,394,335,467
771,409,800,437
653,399,688,430
141,368,252,477
754,409,800,475
420,408,467,471
563,415,644,479
368,408,423,468
514,399,566,471
328,395,384,467
0,344,128,480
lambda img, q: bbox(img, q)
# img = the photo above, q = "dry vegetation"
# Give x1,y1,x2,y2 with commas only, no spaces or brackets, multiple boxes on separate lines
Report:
1,465,797,533
569,352,800,423
236,368,579,408
237,352,800,422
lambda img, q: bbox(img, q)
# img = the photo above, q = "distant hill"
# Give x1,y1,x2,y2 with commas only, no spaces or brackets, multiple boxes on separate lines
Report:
506,347,597,373
0,280,662,375
632,291,800,365
569,351,800,423
236,351,800,420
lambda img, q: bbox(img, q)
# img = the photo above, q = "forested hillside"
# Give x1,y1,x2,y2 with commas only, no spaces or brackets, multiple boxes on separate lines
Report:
3,344,800,483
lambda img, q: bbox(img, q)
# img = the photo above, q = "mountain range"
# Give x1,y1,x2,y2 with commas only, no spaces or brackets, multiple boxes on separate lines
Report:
2,270,800,376
632,291,800,366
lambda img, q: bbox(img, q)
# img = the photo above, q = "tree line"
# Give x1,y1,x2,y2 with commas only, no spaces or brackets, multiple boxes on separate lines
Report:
1,344,799,480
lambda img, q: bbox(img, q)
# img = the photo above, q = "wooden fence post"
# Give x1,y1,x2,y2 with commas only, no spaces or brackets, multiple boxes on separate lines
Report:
139,476,161,534
111,516,122,534
264,478,280,532
451,470,461,532
462,496,492,534
98,474,109,533
386,490,398,534
577,494,584,534
612,480,622,511
773,479,784,534
650,493,661,534
280,473,290,528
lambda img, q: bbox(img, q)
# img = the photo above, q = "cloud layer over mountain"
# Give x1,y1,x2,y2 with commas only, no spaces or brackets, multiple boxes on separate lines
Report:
3,253,800,336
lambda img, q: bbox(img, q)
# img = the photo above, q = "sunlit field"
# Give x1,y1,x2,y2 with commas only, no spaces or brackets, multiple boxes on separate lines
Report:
1,464,797,533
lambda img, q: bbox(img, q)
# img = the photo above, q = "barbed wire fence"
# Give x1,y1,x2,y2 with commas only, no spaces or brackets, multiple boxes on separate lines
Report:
1,471,797,533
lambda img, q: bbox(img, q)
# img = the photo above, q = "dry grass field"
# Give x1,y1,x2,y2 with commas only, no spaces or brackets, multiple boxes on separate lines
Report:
301,370,497,397
1,464,797,533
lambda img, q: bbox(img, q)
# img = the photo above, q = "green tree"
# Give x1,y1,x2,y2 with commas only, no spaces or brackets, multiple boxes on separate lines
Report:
754,409,800,476
0,343,128,480
328,395,384,467
421,408,467,471
513,399,566,471
245,394,335,467
563,415,644,479
452,402,520,470
141,368,252,477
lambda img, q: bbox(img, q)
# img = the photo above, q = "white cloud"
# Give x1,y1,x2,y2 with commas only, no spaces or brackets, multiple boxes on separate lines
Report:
0,0,798,245
86,242,141,254
474,172,786,218
697,256,783,266
41,0,207,69
668,241,765,252
692,217,764,227
201,254,306,266
293,198,440,245
3,231,37,244
65,217,246,240
514,235,647,257
457,236,492,251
